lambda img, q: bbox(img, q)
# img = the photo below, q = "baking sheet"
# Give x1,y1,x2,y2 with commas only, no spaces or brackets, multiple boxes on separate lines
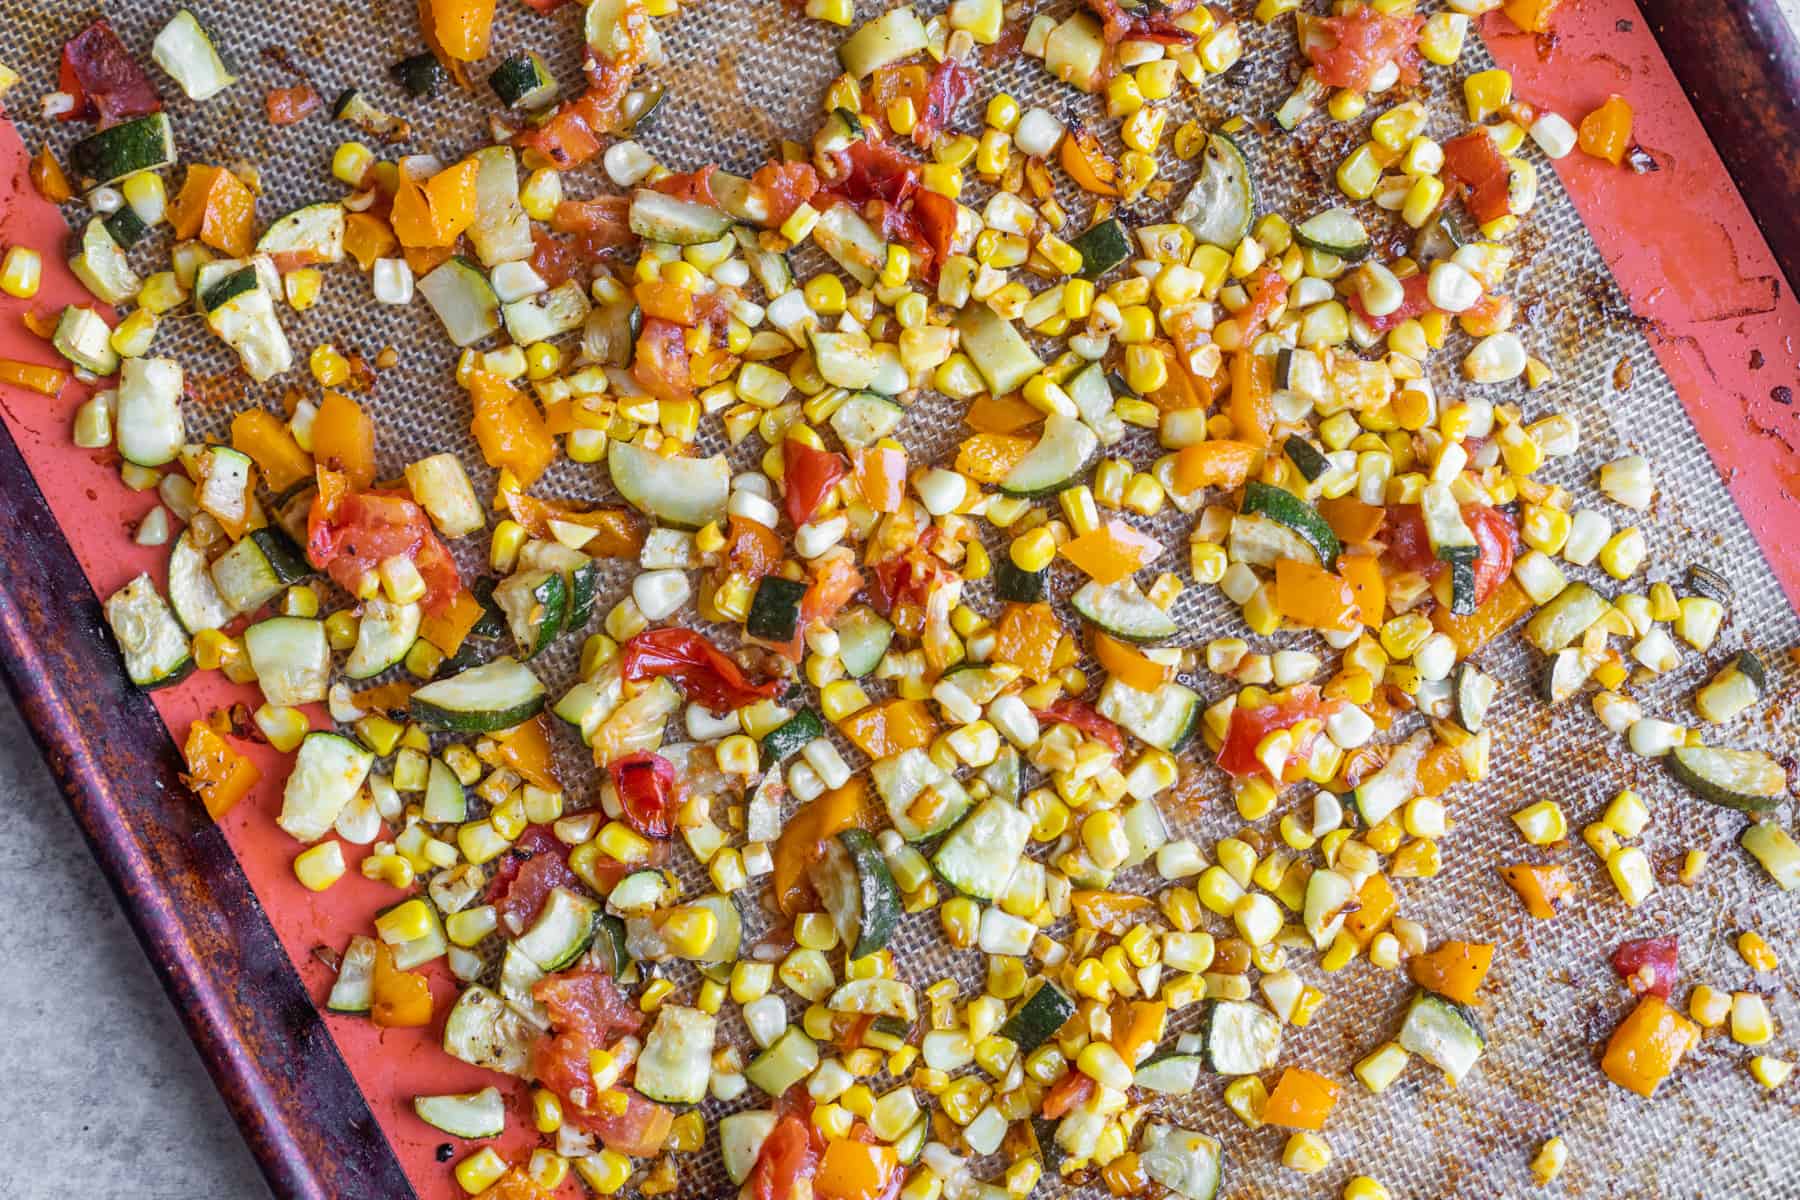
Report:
1,1,1799,1197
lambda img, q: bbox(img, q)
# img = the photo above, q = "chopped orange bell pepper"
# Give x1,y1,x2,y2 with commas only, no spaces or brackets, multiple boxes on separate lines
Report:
816,1138,900,1200
1225,349,1275,448
494,715,561,792
469,371,556,487
854,446,907,514
1071,890,1154,934
954,432,1034,485
1502,0,1562,32
230,409,313,492
837,698,938,759
427,0,497,61
1318,496,1386,546
1601,994,1698,1097
392,158,480,249
180,720,261,820
1433,578,1531,658
353,680,416,715
169,164,256,258
344,212,398,271
1416,743,1464,796
311,390,378,489
1059,519,1161,586
418,587,486,658
990,602,1063,681
1264,1068,1340,1131
1173,439,1260,493
1578,94,1633,166
635,279,696,325
402,244,454,278
1337,553,1386,627
1341,871,1397,946
30,146,73,203
1147,343,1212,411
964,392,1043,435
1093,631,1165,692
1408,940,1495,1004
1110,999,1167,1065
0,358,71,398
1499,862,1573,919
773,777,873,914
1273,558,1358,632
501,491,642,556
1060,128,1119,196
370,941,433,1028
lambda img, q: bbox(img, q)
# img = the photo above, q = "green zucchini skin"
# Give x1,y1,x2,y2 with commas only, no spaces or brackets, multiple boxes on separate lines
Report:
746,575,808,643
1070,217,1131,281
992,559,1047,603
999,979,1076,1052
761,708,823,763
392,52,448,98
1241,480,1341,568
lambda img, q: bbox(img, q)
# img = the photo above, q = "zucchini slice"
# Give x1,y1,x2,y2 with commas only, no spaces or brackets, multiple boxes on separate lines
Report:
1071,579,1179,642
1453,664,1498,734
998,979,1076,1053
410,656,547,731
835,606,894,677
489,51,559,110
838,7,930,78
419,258,501,347
1397,990,1485,1084
761,707,823,764
468,146,533,268
1135,1054,1204,1096
629,188,731,245
1349,730,1429,827
423,756,468,823
1203,999,1282,1075
1524,583,1610,654
1281,434,1330,483
103,205,149,251
52,305,119,376
812,203,888,285
1096,677,1199,751
1175,132,1252,249
932,797,1031,901
1070,217,1131,281
344,599,423,679
413,1087,506,1140
1294,207,1371,260
70,218,141,305
1685,563,1733,609
720,1111,778,1185
1000,413,1098,497
607,870,667,917
993,559,1046,603
608,439,729,529
809,330,880,390
1139,1123,1223,1200
332,89,410,141
256,203,346,269
442,985,535,1076
637,1005,716,1105
326,935,377,1014
1667,745,1788,813
243,616,330,706
1241,480,1339,567
69,113,177,186
828,390,903,450
516,886,601,971
734,226,794,295
746,1028,820,1097
168,530,234,633
116,357,186,467
104,574,193,689
956,304,1044,398
493,569,569,659
1539,647,1588,706
391,52,448,98
811,830,901,959
151,9,236,101
872,747,972,841
747,576,807,644
503,280,591,344
205,269,293,382
279,732,374,843
1696,652,1765,724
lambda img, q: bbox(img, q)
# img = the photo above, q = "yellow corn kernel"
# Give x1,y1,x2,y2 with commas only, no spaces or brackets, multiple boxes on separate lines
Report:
293,842,346,891
309,343,350,387
577,1148,632,1195
1223,1075,1267,1128
0,245,42,299
1738,931,1779,973
455,1148,509,1195
1283,1131,1332,1175
520,167,564,221
1011,527,1057,572
1751,1055,1794,1090
1464,69,1513,123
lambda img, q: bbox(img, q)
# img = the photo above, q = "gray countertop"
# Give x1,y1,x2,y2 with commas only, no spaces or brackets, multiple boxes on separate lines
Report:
0,694,270,1200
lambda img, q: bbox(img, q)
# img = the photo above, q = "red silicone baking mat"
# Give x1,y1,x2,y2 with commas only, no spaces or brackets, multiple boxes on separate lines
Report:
0,1,1797,1198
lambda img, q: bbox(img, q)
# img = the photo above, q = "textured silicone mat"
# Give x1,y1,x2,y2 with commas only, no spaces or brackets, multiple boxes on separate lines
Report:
2,1,1798,1197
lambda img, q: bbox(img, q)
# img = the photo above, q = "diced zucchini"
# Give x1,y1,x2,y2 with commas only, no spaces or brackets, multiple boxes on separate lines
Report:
70,113,177,186
503,280,591,344
1241,480,1340,567
1203,999,1281,1075
256,203,346,269
720,1111,778,1185
745,1027,819,1097
838,7,930,78
207,271,293,382
1070,217,1131,281
1072,579,1179,642
811,830,900,958
608,439,728,529
834,606,894,677
813,202,889,286
1294,207,1371,260
152,9,237,101
52,306,118,376
419,258,501,347
747,576,807,644
515,886,600,971
636,1005,716,1105
956,304,1043,398
1667,745,1788,813
392,53,449,98
413,1087,506,1140
167,530,233,633
932,797,1030,901
1097,677,1199,751
998,979,1075,1053
1135,1055,1204,1096
410,656,547,732
345,599,423,679
1396,990,1485,1084
872,748,973,841
1139,1123,1223,1200
1349,730,1430,826
1454,664,1498,734
443,985,535,1076
1524,583,1610,654
468,146,533,267
70,217,141,305
489,51,559,109
104,574,193,689
1696,652,1764,724
629,189,731,245
116,357,186,467
761,707,824,763
244,616,330,706
493,568,569,659
326,935,377,1014
423,755,468,823
332,89,410,141
828,390,903,450
279,732,374,842
1175,132,1252,248
1000,413,1098,497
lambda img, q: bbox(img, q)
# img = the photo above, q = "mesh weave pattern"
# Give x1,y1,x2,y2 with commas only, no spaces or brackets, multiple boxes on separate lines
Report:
4,1,1799,1195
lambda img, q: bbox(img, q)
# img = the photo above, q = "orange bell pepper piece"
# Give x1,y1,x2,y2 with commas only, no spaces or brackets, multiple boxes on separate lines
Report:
854,446,907,514
419,587,485,658
370,942,434,1028
773,778,873,914
1408,940,1495,1004
1110,999,1167,1065
311,390,378,489
1225,349,1275,448
1601,994,1698,1097
1263,1068,1341,1131
1318,496,1386,546
1433,578,1531,658
0,358,71,398
635,279,696,325
402,244,454,278
1273,558,1358,632
169,165,256,259
393,159,480,249
1070,890,1154,935
1060,128,1118,196
1341,871,1397,946
30,146,73,203
954,432,1034,485
1578,94,1633,166
837,699,938,759
1499,863,1573,919
499,489,642,555
344,212,398,271
1147,343,1210,411
990,602,1063,681
495,715,561,792
1173,439,1260,493
964,392,1043,435
469,371,556,487
427,0,497,61
816,1139,899,1200
1502,0,1562,32
1041,1071,1094,1119
180,720,261,820
1337,553,1386,627
230,409,314,492
1092,631,1165,692
353,680,416,715
1059,519,1161,586
1416,743,1464,796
